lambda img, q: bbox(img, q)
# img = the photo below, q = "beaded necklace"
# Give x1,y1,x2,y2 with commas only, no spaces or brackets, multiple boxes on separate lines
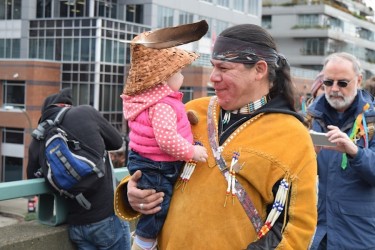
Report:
220,95,268,141
222,95,268,124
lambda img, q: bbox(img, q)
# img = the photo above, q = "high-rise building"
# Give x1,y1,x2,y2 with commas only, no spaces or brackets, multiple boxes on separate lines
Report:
262,0,375,79
0,0,261,182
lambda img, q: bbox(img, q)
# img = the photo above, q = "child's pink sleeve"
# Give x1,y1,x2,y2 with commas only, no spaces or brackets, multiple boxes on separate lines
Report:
150,103,194,161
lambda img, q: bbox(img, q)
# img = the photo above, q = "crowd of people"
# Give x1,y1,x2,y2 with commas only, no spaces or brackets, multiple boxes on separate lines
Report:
26,20,375,250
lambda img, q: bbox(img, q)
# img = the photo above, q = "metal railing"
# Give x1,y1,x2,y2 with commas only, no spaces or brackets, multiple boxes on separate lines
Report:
0,167,129,226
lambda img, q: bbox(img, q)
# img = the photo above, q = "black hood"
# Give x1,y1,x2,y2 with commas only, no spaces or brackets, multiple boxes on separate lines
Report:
219,95,303,145
40,88,73,122
254,95,304,123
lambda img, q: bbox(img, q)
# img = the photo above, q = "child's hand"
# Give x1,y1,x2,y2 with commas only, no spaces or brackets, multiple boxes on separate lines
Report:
192,145,208,162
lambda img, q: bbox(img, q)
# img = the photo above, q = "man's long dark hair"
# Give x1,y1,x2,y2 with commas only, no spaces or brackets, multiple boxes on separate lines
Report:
219,24,296,111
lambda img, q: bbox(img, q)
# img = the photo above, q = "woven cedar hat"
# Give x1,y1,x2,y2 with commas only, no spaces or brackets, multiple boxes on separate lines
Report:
124,20,208,96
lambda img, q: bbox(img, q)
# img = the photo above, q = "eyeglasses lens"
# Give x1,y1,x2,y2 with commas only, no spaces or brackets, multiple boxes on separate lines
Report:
323,80,349,88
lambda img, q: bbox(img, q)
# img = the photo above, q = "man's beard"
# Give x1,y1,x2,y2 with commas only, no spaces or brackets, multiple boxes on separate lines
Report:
325,91,356,111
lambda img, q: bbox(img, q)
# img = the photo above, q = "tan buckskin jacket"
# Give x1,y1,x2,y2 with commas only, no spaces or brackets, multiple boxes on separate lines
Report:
115,96,317,250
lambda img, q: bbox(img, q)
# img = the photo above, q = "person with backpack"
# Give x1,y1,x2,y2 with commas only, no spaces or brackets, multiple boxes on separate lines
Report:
27,88,131,250
308,52,375,249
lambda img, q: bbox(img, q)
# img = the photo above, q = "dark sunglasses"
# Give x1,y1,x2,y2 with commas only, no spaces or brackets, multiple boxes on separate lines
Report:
322,77,356,88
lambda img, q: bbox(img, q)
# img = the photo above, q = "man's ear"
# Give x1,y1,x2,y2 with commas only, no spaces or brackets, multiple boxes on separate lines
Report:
254,61,268,80
357,75,363,88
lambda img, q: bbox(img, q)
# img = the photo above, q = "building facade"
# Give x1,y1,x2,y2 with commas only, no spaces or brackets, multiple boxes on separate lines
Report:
0,0,262,181
262,0,375,80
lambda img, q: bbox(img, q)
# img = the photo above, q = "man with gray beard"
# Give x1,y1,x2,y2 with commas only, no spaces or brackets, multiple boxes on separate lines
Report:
308,52,375,249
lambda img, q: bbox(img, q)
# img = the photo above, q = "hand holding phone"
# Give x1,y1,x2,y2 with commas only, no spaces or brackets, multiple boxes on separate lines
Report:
309,130,336,147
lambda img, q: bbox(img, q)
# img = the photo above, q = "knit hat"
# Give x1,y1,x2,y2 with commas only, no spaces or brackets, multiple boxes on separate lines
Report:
124,20,208,96
310,72,324,98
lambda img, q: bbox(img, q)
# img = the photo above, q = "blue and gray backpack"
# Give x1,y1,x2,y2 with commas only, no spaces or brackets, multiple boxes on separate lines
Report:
32,107,106,210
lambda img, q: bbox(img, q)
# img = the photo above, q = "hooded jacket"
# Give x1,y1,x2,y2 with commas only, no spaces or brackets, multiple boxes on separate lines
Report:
308,90,375,249
27,88,123,225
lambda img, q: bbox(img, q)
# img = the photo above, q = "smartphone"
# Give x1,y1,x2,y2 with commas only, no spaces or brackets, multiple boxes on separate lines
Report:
309,130,335,147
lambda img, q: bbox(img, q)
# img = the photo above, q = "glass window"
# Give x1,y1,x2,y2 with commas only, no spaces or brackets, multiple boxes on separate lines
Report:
62,0,72,17
63,38,73,61
178,11,194,25
356,27,374,41
0,0,5,19
298,14,319,27
2,81,25,109
248,0,259,16
326,16,343,31
207,87,215,96
96,0,113,18
75,0,85,17
2,128,23,144
37,0,52,18
46,38,54,60
233,0,244,12
366,49,375,64
81,38,90,61
0,0,21,20
7,1,12,19
79,83,90,105
5,38,11,58
217,0,229,8
11,39,20,58
2,156,23,182
125,4,143,23
73,38,79,61
180,87,194,103
157,6,173,28
55,38,62,60
343,22,357,38
13,0,21,19
105,39,113,63
29,39,37,58
304,38,325,56
38,39,45,59
118,40,125,64
262,15,272,29
100,84,111,111
113,40,118,64
0,39,4,58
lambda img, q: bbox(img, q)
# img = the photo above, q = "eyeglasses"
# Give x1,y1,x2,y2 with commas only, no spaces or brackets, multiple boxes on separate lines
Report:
322,77,356,88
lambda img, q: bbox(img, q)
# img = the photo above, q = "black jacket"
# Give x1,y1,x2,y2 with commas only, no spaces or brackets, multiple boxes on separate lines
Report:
27,89,123,225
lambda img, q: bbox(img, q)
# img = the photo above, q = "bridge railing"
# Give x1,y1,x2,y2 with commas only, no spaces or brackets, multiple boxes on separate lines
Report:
0,167,129,226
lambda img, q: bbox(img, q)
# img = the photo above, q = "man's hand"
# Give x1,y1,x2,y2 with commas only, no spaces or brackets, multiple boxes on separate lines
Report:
127,170,165,214
326,125,358,157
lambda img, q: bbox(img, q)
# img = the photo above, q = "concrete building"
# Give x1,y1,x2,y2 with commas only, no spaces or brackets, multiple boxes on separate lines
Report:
0,0,262,182
262,0,375,81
